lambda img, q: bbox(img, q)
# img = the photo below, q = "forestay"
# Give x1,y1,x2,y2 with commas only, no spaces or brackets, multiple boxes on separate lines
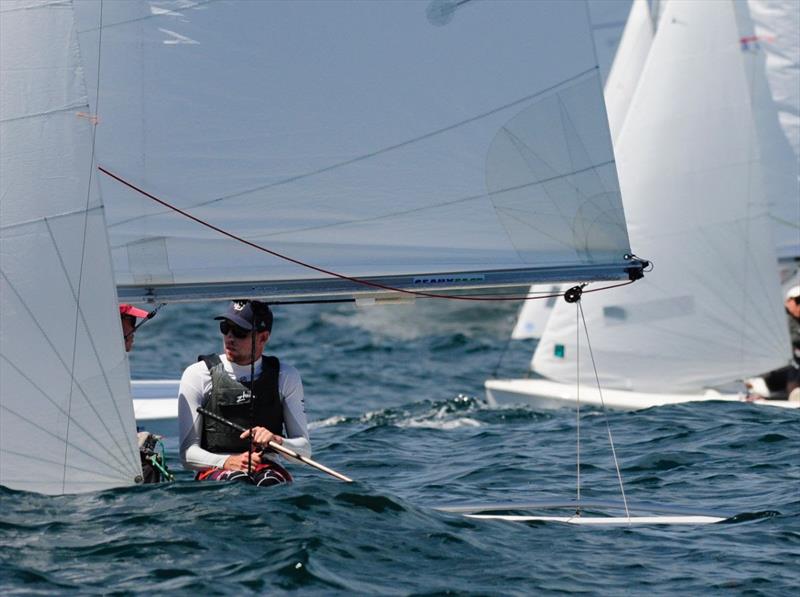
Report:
532,0,790,393
72,0,639,303
0,1,141,494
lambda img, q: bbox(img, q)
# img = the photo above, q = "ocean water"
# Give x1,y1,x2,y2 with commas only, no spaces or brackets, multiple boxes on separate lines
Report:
1,300,799,595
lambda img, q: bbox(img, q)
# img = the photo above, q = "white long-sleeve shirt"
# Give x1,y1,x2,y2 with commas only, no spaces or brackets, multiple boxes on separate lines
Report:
178,354,311,470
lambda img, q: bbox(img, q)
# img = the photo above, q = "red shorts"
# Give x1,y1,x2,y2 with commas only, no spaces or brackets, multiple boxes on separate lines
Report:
196,461,292,487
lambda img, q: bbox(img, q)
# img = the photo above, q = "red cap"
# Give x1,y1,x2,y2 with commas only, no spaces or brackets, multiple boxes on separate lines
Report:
119,304,149,319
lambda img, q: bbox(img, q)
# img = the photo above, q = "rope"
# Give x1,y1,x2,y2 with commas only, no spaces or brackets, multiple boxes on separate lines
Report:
575,301,581,515
125,302,166,339
577,300,630,522
143,439,174,482
154,438,174,481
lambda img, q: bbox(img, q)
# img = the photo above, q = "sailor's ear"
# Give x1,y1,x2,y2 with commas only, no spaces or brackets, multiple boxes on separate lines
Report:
259,330,270,344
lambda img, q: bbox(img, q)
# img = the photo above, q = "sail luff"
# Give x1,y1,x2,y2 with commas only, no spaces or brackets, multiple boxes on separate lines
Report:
0,0,141,494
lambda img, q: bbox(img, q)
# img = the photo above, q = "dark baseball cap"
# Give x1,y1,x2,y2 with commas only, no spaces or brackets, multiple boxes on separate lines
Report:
214,300,272,332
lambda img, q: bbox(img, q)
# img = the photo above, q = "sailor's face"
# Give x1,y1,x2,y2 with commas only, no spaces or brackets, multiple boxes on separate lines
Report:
221,320,269,365
787,297,800,320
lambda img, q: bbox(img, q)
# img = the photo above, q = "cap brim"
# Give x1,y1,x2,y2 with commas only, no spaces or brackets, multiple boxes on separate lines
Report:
120,305,149,318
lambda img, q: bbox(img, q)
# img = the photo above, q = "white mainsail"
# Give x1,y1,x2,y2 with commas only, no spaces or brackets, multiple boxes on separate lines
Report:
512,0,653,341
510,286,565,341
2,0,640,494
0,0,141,494
740,0,800,263
72,0,640,303
532,0,790,393
603,0,655,143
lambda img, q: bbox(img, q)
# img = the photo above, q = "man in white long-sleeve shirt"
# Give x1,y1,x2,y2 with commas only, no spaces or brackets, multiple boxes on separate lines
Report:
178,300,311,486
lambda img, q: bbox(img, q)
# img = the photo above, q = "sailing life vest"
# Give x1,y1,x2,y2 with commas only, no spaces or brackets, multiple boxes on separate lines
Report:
199,354,284,453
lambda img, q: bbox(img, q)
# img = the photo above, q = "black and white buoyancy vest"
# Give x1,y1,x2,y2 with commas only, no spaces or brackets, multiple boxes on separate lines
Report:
199,354,284,453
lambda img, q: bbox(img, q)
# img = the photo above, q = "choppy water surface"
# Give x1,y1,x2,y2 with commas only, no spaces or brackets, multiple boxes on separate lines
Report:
2,301,798,595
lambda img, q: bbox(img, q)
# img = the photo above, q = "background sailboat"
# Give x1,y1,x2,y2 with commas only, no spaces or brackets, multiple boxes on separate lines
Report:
487,0,799,411
1,0,643,494
743,0,800,268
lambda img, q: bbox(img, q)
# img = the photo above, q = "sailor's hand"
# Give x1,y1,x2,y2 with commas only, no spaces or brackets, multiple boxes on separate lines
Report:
223,451,262,471
240,426,284,447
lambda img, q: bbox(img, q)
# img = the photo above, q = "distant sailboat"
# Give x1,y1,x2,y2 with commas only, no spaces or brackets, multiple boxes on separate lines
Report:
743,0,800,266
1,0,643,494
487,0,800,411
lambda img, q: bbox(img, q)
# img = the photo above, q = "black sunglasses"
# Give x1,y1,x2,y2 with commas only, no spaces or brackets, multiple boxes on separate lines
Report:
219,320,251,339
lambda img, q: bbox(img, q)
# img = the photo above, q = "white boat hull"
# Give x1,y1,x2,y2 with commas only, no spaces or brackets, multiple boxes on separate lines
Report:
485,378,800,411
465,514,724,525
437,499,734,526
132,380,179,421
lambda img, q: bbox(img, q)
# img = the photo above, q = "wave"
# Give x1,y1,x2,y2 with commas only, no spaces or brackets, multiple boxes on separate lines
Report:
309,394,496,431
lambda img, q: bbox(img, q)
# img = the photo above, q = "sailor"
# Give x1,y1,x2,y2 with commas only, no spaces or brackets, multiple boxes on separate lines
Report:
783,285,800,401
119,303,171,482
759,285,800,401
119,303,149,352
177,300,311,486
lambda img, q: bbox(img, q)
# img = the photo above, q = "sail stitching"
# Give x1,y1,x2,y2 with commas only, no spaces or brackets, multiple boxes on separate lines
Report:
0,206,104,233
0,355,135,474
667,220,788,361
0,401,133,478
0,447,133,485
100,164,640,302
0,272,137,475
700,220,786,352
0,102,88,125
107,67,601,229
43,218,140,468
554,91,624,257
499,125,575,228
490,208,578,250
248,160,615,241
